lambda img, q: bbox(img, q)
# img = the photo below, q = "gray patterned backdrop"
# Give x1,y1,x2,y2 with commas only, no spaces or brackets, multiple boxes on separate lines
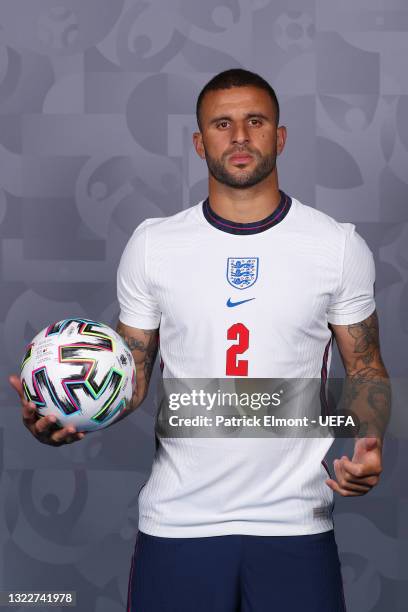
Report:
0,1,407,610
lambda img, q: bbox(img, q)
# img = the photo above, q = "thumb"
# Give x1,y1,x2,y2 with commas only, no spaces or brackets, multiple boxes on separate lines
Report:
9,374,24,399
353,437,378,461
364,437,378,451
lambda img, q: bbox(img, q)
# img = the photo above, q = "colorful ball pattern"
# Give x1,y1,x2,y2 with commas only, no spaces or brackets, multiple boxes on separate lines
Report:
20,318,136,432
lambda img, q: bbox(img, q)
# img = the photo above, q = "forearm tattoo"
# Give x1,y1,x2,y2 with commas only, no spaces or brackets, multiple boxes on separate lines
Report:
142,332,159,384
116,322,159,407
341,311,391,439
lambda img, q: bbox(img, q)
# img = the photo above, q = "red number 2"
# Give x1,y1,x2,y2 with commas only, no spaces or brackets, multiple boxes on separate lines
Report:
226,323,249,376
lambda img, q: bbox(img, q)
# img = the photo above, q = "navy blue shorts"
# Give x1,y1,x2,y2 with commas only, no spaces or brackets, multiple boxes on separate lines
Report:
126,529,347,611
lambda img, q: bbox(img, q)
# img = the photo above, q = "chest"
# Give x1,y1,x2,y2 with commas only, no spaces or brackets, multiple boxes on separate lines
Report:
149,239,339,332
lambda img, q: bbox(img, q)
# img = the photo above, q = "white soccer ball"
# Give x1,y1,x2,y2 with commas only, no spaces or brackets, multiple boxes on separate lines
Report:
20,318,136,432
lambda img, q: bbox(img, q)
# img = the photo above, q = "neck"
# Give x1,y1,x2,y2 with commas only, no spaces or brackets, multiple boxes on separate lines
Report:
207,171,281,223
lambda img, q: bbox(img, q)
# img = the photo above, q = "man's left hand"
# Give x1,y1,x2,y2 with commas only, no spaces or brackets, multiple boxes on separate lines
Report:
325,437,382,496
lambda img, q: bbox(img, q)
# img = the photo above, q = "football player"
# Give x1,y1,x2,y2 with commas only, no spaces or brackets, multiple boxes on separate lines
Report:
10,68,390,612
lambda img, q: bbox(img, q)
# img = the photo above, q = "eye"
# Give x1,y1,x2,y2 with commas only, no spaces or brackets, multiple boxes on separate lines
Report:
217,121,230,129
249,118,262,126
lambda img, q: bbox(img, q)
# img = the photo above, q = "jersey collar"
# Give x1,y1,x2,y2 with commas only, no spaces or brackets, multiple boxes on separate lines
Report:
202,190,292,235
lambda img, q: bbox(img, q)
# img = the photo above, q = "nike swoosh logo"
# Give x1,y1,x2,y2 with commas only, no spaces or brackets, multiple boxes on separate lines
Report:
226,297,255,308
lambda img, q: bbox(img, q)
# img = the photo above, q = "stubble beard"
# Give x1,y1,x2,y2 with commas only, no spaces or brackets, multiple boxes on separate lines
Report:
204,147,277,189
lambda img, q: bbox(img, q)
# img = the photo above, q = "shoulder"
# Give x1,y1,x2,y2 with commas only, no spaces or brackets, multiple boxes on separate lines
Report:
131,202,203,239
289,197,374,275
290,196,357,243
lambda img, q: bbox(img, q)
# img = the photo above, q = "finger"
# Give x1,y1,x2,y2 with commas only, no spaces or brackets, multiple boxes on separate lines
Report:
334,459,371,492
61,429,86,442
336,457,366,483
9,375,25,400
334,459,347,485
34,415,59,435
22,401,39,425
338,480,371,493
61,432,86,445
342,457,381,479
325,479,367,497
325,479,354,495
344,475,379,488
341,466,381,487
50,426,82,445
325,478,340,493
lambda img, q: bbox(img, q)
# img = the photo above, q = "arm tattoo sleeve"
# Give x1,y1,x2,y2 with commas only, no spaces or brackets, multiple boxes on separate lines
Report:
340,312,391,441
119,329,158,383
116,322,159,415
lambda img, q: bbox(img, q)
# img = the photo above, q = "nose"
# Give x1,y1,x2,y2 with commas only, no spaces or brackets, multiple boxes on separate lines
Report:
231,121,249,146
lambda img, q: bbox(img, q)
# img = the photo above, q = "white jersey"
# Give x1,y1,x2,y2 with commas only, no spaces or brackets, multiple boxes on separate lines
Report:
117,192,376,537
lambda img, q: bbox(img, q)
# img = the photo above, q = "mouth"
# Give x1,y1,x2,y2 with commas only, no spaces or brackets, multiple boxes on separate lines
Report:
229,153,253,165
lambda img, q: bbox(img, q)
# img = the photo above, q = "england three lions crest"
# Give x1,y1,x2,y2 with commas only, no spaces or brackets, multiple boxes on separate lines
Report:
227,257,259,290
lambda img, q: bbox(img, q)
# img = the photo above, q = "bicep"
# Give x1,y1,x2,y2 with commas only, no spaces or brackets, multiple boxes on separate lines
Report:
330,310,386,376
116,320,159,402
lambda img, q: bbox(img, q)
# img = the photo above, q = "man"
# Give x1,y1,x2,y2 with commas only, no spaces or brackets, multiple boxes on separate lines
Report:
10,69,390,611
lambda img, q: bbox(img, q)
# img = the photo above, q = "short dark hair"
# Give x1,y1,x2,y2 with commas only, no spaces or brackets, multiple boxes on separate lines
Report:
196,68,280,131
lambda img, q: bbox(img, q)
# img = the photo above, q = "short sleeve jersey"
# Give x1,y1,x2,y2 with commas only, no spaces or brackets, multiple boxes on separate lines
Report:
117,191,375,537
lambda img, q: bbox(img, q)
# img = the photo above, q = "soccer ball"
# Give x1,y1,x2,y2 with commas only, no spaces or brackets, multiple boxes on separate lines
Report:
20,318,136,433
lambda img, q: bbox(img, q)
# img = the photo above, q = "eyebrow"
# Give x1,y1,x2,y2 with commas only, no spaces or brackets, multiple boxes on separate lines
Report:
209,113,271,125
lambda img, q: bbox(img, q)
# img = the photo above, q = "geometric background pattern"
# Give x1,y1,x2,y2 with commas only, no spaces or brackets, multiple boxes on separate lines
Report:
1,1,407,609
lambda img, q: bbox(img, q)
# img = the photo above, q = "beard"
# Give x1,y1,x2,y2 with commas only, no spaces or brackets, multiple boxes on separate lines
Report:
204,146,277,189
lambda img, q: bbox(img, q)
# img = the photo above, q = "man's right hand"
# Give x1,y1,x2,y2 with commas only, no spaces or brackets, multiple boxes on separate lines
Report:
9,374,86,446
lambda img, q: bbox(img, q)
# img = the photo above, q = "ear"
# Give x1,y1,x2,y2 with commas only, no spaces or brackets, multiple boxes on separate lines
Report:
276,125,287,156
193,131,206,159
